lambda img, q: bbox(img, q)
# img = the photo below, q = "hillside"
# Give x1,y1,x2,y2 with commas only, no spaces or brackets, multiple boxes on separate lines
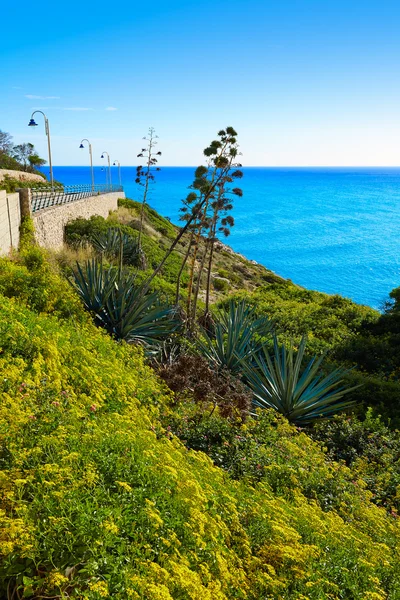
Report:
1,240,400,599
71,199,398,423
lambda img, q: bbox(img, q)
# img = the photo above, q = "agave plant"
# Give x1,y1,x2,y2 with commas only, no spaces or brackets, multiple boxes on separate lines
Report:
242,336,358,424
196,299,274,375
71,258,179,348
91,228,140,266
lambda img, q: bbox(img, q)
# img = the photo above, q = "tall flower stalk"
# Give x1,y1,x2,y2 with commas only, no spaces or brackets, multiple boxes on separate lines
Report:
143,128,240,297
136,127,161,261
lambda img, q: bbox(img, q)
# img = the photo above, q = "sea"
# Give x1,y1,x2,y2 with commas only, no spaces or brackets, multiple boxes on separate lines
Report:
42,166,400,310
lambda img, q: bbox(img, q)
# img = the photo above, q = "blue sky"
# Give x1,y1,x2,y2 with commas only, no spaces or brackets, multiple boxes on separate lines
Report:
1,0,400,166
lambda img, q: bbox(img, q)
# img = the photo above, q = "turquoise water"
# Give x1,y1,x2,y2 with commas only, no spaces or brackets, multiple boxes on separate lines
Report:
46,166,400,309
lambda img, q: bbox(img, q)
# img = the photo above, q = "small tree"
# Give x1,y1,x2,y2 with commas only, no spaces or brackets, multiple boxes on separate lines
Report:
0,130,21,170
136,127,161,259
0,130,13,154
28,153,47,171
12,143,35,171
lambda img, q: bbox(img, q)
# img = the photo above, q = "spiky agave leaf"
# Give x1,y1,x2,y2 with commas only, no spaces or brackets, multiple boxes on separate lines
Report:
91,228,140,266
104,274,180,347
243,336,358,424
71,258,180,349
196,299,274,375
71,258,116,324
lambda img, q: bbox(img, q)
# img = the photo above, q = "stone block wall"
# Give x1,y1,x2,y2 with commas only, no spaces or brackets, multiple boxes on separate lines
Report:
33,191,124,249
0,191,21,255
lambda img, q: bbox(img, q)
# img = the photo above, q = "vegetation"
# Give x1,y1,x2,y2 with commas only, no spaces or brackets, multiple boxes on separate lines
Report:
242,335,357,424
0,128,47,178
195,299,273,376
4,125,400,598
135,127,161,259
71,257,179,349
2,250,400,599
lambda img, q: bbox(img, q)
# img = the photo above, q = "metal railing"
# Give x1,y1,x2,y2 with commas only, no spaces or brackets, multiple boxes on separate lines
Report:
30,183,124,213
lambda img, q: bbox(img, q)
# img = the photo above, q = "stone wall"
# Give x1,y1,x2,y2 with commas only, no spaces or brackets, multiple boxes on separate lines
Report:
33,191,124,249
0,191,20,255
0,169,45,183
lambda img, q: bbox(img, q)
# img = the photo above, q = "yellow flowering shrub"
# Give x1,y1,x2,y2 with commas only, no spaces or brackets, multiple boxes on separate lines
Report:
1,257,400,599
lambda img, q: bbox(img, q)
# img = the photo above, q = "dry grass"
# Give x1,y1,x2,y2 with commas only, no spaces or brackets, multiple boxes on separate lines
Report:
52,245,95,272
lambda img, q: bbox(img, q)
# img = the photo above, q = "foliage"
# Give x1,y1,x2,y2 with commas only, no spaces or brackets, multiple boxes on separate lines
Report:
0,249,85,321
243,336,357,424
311,410,400,511
18,216,36,252
196,299,274,376
91,228,140,266
213,277,229,292
64,214,186,287
228,283,378,354
157,353,251,419
0,174,47,193
0,129,47,175
12,142,46,172
71,258,180,348
117,198,176,239
0,129,13,154
1,264,400,599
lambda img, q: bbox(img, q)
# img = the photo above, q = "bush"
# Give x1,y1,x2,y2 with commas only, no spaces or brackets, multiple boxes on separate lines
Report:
2,290,400,598
157,353,251,419
311,410,400,511
213,277,229,292
1,254,400,598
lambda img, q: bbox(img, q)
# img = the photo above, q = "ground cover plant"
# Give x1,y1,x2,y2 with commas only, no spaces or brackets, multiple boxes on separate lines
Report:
4,126,400,599
2,252,400,599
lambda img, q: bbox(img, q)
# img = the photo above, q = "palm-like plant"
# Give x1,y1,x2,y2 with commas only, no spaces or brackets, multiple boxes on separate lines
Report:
196,300,274,375
71,258,179,349
91,228,140,266
242,336,358,424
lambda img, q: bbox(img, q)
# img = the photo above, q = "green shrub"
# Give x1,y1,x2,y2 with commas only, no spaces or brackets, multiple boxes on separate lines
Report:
311,410,400,511
213,277,229,292
1,289,400,599
0,250,85,321
1,254,400,598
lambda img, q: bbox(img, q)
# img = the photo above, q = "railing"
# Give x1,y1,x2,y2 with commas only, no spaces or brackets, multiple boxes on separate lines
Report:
30,184,124,213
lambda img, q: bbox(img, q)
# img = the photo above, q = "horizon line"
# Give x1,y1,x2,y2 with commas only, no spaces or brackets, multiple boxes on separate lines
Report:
45,165,400,169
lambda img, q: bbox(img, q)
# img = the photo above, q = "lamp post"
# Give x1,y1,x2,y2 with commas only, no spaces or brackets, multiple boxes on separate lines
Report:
101,151,112,190
28,110,54,189
113,160,122,187
79,139,94,191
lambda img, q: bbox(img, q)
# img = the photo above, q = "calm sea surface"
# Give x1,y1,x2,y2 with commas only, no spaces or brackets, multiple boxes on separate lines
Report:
45,166,400,309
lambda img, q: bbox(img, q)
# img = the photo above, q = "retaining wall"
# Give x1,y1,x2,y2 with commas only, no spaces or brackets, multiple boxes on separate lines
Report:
33,191,124,249
0,190,21,255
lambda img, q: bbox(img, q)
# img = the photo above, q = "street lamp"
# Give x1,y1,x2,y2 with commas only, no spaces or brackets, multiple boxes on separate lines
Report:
101,151,112,190
113,160,122,187
28,110,54,188
80,139,95,191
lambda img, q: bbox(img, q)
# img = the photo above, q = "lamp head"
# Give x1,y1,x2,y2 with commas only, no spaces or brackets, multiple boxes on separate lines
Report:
101,154,104,159
79,143,84,149
113,162,116,166
28,118,37,127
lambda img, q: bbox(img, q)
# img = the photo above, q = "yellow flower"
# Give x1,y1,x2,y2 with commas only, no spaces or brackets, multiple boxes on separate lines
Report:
88,580,109,598
47,571,68,589
102,518,119,535
116,480,133,492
